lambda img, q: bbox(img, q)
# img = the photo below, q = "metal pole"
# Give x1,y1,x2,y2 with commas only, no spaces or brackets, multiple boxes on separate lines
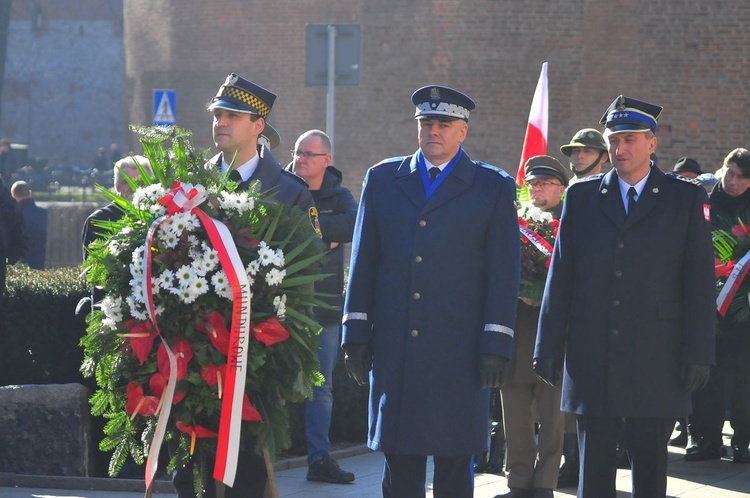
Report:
326,25,336,164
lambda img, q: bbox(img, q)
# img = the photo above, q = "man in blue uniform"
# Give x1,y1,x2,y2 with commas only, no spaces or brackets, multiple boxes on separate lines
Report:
534,95,716,498
342,85,521,498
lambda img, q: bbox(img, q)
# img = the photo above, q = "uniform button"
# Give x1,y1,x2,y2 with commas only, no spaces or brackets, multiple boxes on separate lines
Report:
411,329,419,337
613,299,620,306
419,220,427,227
612,329,619,335
413,292,421,300
415,256,422,263
615,270,622,277
617,241,625,249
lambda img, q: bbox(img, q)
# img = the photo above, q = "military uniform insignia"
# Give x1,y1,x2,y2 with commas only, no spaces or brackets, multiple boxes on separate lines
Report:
703,204,710,222
652,187,660,194
666,172,701,185
308,206,322,238
601,188,608,194
430,87,441,100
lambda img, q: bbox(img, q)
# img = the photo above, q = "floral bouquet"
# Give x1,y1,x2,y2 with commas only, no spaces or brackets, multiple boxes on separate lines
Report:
80,126,328,496
518,203,559,303
713,210,750,326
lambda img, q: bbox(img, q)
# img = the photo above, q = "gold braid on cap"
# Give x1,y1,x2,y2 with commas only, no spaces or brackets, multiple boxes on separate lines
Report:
216,86,270,118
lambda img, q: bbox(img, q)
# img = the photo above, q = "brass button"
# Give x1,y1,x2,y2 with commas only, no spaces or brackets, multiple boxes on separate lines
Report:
411,329,419,337
415,256,422,263
413,292,421,300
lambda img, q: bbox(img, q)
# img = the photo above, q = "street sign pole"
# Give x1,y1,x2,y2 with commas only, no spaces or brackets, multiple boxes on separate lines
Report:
326,25,337,163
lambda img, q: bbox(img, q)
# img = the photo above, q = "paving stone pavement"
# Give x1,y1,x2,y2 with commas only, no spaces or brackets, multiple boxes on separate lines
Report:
1,425,749,497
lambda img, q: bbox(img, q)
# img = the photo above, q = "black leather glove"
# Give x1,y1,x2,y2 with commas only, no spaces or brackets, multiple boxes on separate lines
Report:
533,358,562,387
478,354,508,388
680,363,710,392
344,343,372,386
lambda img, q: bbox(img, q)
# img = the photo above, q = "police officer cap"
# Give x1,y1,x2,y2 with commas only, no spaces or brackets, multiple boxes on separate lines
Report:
560,128,608,157
599,95,663,134
525,155,569,185
673,157,703,176
258,122,281,150
207,73,276,119
412,85,476,121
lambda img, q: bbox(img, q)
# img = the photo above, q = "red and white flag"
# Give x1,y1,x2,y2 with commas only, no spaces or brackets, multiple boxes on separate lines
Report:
516,62,549,186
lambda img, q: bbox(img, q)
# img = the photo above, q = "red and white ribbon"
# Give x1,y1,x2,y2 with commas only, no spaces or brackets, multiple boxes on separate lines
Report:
141,181,251,490
717,248,750,317
520,225,553,256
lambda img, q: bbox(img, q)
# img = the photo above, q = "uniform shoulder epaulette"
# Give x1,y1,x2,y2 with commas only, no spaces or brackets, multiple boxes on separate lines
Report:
576,173,604,183
665,172,701,186
281,168,310,187
475,161,512,179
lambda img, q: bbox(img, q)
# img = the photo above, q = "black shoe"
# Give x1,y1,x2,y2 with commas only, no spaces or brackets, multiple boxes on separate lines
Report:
494,488,533,498
685,440,722,461
669,430,687,447
306,454,355,484
732,445,750,464
532,489,554,498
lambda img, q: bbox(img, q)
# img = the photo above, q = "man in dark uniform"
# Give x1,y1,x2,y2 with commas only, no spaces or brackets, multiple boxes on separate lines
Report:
171,73,315,498
534,95,716,498
205,73,313,213
497,156,568,498
342,85,521,498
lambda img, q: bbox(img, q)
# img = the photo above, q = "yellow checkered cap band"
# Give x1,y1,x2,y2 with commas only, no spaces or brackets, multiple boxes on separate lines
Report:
215,86,271,118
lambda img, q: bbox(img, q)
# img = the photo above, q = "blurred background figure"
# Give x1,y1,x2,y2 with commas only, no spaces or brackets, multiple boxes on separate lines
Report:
672,157,703,179
696,173,719,194
11,181,47,270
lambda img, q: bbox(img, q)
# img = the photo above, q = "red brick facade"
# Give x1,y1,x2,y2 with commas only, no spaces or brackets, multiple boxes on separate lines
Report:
124,1,750,200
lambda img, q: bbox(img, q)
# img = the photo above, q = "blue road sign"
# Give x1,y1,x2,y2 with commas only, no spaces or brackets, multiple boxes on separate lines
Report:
153,89,176,125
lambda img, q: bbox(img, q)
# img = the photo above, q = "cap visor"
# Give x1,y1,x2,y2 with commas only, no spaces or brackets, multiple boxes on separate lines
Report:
604,124,652,134
207,99,258,114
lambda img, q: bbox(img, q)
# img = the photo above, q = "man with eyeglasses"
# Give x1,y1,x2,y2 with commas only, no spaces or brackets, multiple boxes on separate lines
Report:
496,156,567,498
288,130,358,484
342,85,520,498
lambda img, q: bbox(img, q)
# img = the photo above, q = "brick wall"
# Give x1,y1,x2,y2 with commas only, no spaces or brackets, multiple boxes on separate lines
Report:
124,0,750,201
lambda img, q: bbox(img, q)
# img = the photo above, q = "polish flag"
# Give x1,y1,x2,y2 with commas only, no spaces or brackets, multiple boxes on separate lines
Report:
516,62,549,186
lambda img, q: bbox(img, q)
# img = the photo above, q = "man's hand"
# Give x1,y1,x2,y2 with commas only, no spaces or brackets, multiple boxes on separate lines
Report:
344,343,372,386
478,354,508,388
680,364,710,392
533,358,562,387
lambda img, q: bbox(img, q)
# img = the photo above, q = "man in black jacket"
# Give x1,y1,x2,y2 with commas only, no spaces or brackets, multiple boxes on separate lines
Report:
290,129,358,483
0,177,27,303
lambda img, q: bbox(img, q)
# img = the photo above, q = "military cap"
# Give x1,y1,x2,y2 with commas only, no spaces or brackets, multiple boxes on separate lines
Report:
411,85,475,121
673,157,703,176
258,122,281,150
525,155,569,185
599,95,663,134
696,173,719,189
207,73,276,119
560,128,608,157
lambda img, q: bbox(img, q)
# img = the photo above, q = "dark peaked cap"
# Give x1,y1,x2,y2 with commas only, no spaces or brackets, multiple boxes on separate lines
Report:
412,85,475,121
208,73,276,119
600,95,663,134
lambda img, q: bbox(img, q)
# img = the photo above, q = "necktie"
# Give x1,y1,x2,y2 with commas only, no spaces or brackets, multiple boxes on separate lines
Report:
627,187,637,216
229,169,243,183
429,167,441,183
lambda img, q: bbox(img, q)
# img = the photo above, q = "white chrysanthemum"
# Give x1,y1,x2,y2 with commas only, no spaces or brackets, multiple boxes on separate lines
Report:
200,244,219,273
108,239,123,256
273,248,285,268
155,269,175,292
154,304,165,316
168,212,200,236
265,268,286,286
212,271,233,300
521,203,553,223
129,279,146,304
273,294,287,319
126,295,148,320
188,234,200,248
246,260,261,276
132,184,167,210
157,226,179,248
100,295,123,330
218,191,255,213
175,264,197,288
129,245,147,277
178,286,199,304
148,204,167,217
257,241,279,267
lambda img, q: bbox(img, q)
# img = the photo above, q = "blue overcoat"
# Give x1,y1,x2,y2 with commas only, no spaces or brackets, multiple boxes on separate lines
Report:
535,165,716,418
342,150,520,456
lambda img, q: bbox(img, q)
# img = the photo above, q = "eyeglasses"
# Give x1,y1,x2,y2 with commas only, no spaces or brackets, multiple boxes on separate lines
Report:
291,150,328,159
527,180,563,189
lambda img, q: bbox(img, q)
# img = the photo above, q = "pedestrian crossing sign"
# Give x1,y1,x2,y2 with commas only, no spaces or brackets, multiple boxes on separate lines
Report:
153,89,176,125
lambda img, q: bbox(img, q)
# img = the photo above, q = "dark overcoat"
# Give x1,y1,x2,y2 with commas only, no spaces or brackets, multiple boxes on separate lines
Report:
342,150,520,456
535,165,716,418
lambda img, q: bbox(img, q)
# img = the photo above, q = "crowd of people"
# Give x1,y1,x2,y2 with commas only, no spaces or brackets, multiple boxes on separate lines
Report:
0,71,744,498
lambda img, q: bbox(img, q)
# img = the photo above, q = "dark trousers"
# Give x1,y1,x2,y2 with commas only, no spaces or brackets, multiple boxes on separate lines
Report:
577,415,673,498
382,453,474,498
172,445,267,498
690,333,750,447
